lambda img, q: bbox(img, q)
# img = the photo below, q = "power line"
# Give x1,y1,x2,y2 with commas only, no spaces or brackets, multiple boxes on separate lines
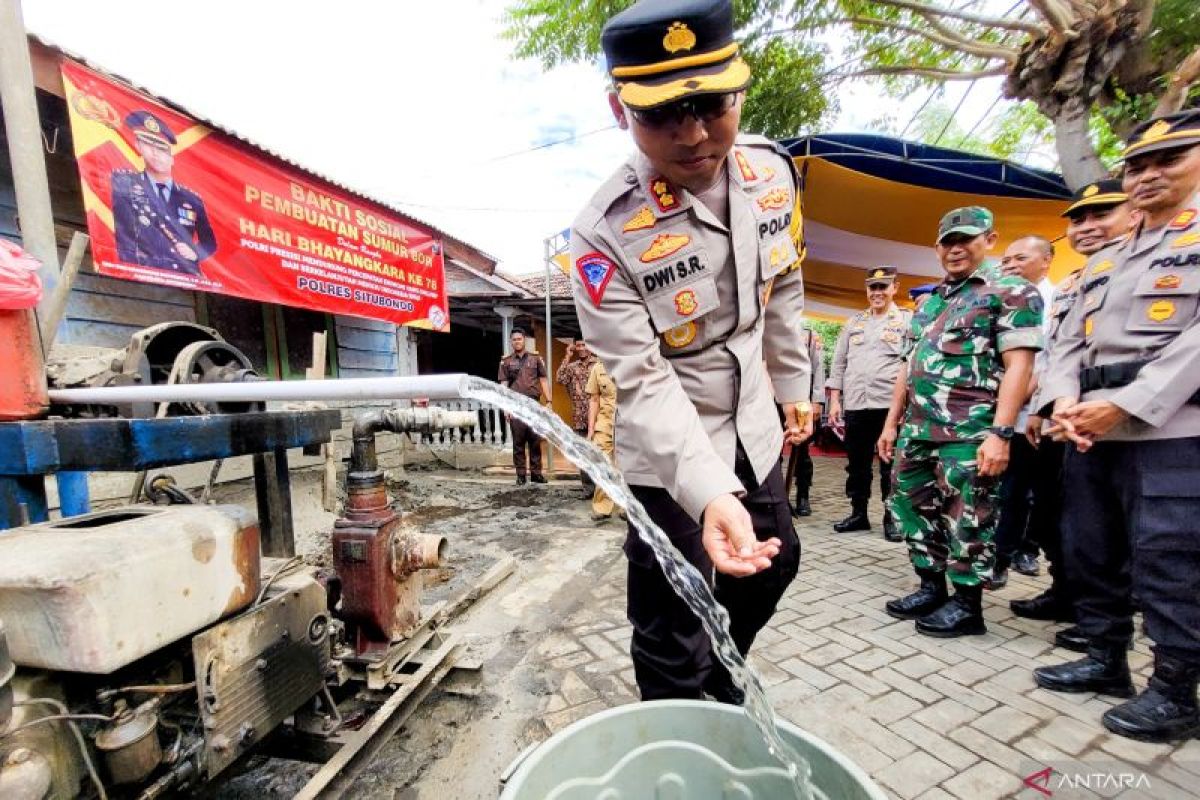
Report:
478,125,618,164
956,94,1003,146
932,79,978,145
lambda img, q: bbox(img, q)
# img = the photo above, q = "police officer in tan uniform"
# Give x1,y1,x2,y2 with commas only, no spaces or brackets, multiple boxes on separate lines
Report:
1011,180,1135,654
1034,110,1200,742
827,266,911,540
571,0,810,702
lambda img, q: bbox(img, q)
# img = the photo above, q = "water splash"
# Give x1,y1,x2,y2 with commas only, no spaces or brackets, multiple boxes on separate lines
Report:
463,377,814,799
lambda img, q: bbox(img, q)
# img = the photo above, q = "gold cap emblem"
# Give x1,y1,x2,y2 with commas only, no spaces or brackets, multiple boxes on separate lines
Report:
1140,119,1172,142
1083,184,1099,197
144,117,160,133
663,22,697,54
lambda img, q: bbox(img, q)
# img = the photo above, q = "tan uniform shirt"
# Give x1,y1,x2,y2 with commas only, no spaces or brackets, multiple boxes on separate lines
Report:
569,134,810,520
586,361,617,436
805,328,826,403
1040,192,1200,441
827,304,911,410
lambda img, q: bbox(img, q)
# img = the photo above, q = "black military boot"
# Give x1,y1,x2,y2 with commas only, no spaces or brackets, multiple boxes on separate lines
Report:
515,474,527,486
1053,625,1089,653
1033,642,1135,698
916,583,987,637
834,500,870,533
531,474,548,484
1103,655,1200,743
885,568,947,620
1010,588,1073,622
793,493,812,517
882,509,901,542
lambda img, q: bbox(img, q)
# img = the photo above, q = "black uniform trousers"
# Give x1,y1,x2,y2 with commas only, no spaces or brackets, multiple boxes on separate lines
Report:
1062,436,1200,663
994,435,1042,570
843,408,892,504
792,438,814,504
625,444,801,700
1029,438,1067,586
509,417,543,478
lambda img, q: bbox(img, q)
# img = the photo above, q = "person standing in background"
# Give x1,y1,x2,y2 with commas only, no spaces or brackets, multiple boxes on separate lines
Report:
586,358,619,521
557,338,598,497
498,329,551,485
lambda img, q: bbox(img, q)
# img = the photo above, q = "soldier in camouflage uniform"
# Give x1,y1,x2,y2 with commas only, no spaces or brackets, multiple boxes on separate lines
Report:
878,206,1044,638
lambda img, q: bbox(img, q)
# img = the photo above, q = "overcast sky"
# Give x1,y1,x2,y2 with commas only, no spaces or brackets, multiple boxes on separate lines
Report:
23,0,1005,275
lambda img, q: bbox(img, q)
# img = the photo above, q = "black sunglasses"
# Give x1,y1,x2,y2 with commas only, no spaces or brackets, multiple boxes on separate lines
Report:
628,92,740,129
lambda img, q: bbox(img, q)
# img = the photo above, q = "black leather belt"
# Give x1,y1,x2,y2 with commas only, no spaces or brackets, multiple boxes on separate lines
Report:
1080,360,1200,404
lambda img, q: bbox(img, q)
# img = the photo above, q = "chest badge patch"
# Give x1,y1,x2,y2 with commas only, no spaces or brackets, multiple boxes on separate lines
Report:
640,233,690,263
756,187,790,212
1147,300,1176,322
623,206,656,233
1091,259,1115,276
663,321,697,348
650,178,679,212
1154,274,1183,290
1171,232,1200,249
1169,209,1197,230
575,251,617,306
733,150,758,183
674,288,698,316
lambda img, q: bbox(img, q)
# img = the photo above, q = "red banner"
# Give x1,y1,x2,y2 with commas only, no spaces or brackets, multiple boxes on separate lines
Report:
61,60,449,331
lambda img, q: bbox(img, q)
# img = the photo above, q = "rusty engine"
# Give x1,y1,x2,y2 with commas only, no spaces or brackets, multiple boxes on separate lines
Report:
0,324,476,798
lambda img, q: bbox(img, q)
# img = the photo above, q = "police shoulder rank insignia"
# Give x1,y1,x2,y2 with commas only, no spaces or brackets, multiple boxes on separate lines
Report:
1169,209,1197,230
650,178,679,212
1091,259,1114,275
663,321,697,348
756,187,790,212
1147,300,1176,322
622,206,656,233
663,21,696,53
1171,231,1200,248
575,252,617,306
640,233,690,263
1154,274,1183,290
674,288,698,316
733,150,758,183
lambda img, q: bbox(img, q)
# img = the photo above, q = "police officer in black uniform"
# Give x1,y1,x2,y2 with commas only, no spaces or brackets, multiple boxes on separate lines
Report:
112,111,217,275
1035,110,1200,742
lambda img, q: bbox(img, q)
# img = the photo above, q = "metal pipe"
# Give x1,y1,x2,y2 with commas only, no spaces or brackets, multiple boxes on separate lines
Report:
0,0,60,318
48,373,473,406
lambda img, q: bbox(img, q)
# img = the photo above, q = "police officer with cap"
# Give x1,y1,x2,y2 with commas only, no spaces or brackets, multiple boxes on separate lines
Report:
571,0,809,702
112,110,216,276
1012,179,1135,653
788,326,826,517
827,265,911,541
1035,110,1200,742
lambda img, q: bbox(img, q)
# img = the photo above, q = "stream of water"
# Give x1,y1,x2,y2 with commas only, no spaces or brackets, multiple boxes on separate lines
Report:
462,377,817,799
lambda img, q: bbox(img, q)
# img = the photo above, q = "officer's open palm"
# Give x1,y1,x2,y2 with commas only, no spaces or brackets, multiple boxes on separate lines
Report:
702,494,780,577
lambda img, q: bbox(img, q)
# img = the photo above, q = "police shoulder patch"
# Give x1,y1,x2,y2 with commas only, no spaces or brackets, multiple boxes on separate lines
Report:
1169,209,1197,231
575,252,618,306
756,187,790,212
649,177,679,212
1171,231,1200,249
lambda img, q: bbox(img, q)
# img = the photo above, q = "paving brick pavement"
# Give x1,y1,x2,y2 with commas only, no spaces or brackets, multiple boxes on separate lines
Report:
516,457,1196,799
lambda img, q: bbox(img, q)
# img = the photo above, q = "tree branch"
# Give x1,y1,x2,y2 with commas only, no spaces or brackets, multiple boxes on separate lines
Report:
867,0,1046,35
834,16,1019,62
1025,0,1080,37
1155,44,1200,116
838,64,1010,81
919,10,1025,56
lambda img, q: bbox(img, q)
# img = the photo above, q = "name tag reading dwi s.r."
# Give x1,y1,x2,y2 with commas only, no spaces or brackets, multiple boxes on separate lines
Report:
638,249,710,295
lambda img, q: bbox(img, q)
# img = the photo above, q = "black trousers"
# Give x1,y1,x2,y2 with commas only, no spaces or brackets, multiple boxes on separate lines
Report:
843,408,892,504
573,428,595,491
1029,438,1067,586
509,417,543,478
994,435,1041,569
791,439,814,504
625,446,801,700
1062,437,1200,662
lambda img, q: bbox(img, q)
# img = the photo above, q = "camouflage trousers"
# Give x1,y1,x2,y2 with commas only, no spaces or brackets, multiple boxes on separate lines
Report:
888,439,1000,586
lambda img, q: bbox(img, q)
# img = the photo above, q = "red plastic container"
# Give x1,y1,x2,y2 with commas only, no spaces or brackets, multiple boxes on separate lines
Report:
0,308,48,420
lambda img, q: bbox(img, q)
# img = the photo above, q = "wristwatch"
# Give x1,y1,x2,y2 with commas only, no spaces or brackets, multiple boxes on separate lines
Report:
989,425,1016,440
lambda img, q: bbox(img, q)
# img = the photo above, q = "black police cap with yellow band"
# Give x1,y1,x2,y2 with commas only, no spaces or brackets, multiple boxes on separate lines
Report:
1122,109,1200,160
602,0,750,110
1062,178,1127,217
125,110,177,149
